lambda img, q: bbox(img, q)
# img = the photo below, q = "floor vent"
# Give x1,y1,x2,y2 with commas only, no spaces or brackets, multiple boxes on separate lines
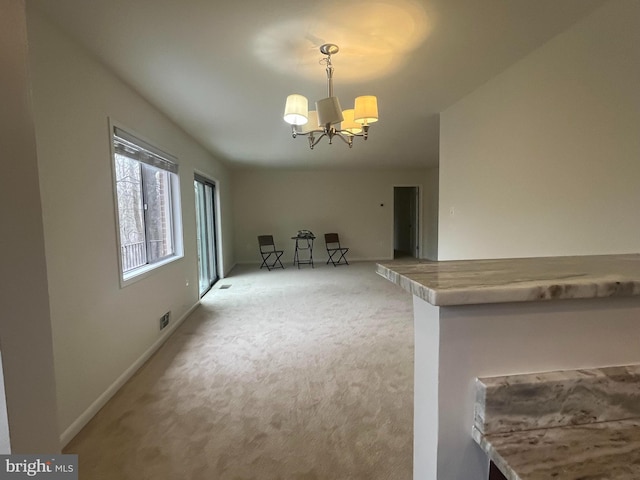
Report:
219,285,231,289
159,311,170,330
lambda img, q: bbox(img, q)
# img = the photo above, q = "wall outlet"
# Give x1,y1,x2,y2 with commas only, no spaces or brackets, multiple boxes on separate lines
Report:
160,311,170,330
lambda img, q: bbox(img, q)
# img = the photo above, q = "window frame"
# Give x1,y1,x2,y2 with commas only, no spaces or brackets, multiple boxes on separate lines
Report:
109,120,184,287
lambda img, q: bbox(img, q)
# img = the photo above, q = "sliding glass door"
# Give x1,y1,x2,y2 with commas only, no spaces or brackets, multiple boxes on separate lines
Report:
194,175,219,296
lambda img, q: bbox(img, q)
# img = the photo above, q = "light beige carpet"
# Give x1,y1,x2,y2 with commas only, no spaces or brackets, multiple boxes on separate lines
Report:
64,262,414,479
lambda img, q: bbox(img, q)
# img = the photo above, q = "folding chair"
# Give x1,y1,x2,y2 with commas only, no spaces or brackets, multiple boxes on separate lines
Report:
324,233,349,266
258,235,284,270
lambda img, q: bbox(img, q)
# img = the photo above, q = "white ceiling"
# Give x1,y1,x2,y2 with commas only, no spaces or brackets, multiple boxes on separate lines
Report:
30,0,606,170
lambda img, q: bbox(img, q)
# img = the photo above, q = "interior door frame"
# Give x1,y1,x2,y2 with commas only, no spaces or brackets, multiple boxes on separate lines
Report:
392,184,422,259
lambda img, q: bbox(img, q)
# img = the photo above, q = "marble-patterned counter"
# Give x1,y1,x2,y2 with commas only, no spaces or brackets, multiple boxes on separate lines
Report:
376,253,640,480
473,365,640,479
376,254,640,306
475,419,640,480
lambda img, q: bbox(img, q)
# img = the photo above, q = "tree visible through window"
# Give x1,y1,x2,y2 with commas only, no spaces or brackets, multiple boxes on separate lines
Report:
112,127,180,277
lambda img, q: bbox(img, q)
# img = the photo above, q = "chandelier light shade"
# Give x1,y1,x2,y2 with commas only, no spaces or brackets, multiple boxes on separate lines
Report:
283,94,309,126
316,97,344,126
354,96,379,125
283,43,379,149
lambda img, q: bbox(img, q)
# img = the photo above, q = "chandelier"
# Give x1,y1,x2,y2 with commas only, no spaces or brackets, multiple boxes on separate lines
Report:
283,44,379,149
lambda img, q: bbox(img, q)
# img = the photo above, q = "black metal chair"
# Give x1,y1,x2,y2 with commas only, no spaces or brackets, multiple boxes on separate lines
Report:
324,233,349,266
258,235,284,270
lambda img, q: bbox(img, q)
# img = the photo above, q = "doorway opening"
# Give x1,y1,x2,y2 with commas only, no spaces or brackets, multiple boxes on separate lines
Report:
194,174,220,297
393,186,420,259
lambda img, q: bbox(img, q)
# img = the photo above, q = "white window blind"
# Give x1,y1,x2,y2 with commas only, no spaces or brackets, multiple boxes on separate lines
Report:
113,126,178,174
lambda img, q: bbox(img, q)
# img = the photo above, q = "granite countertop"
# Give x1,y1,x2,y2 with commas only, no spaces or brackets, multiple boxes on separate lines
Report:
473,365,640,480
376,254,640,306
473,419,640,480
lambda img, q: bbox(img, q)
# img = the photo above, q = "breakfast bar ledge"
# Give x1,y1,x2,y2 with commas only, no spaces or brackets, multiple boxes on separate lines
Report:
376,254,640,480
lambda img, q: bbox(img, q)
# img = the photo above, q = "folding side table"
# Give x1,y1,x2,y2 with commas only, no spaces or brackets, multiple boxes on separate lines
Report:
291,233,315,268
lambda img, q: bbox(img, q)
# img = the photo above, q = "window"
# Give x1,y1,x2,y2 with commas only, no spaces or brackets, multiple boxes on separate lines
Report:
112,126,182,282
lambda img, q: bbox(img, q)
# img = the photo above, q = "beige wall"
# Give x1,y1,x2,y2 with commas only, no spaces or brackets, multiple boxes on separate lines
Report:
0,0,59,453
233,168,438,264
26,8,233,443
424,168,439,260
438,0,640,260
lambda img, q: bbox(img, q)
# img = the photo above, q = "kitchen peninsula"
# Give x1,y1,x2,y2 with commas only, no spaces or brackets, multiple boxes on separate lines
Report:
376,254,640,480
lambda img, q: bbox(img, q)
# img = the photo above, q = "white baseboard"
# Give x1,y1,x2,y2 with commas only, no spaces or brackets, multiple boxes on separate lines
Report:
354,257,395,262
221,262,237,278
59,301,201,448
234,258,392,266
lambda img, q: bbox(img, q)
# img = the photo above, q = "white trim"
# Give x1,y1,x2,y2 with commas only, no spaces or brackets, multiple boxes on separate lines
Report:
108,117,184,289
222,262,237,277
214,181,225,278
121,253,184,286
59,301,200,448
193,169,226,282
0,351,10,454
234,258,391,267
